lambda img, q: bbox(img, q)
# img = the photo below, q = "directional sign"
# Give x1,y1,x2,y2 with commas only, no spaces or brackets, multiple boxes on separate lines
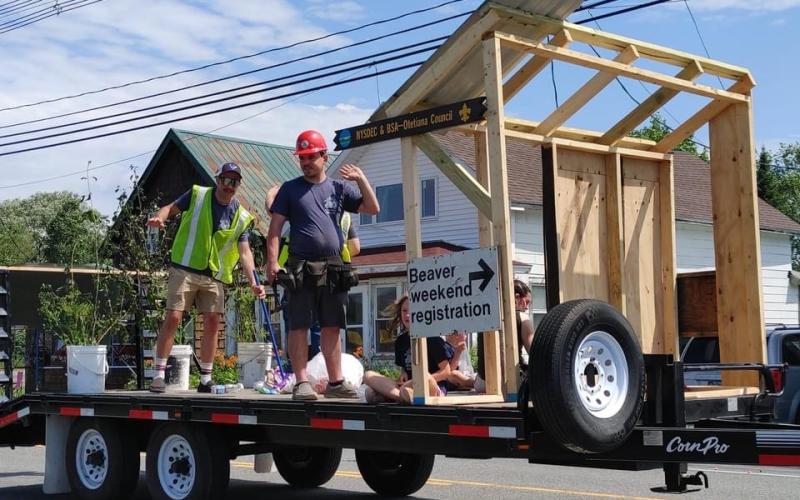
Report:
333,97,486,151
407,247,500,337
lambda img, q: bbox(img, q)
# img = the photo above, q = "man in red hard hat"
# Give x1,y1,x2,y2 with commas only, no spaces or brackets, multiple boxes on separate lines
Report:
267,130,379,400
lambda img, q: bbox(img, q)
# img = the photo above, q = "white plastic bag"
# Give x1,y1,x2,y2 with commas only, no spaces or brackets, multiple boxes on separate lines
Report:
307,353,364,393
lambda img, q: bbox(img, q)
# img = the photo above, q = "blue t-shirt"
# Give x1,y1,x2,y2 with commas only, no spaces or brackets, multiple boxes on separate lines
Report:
270,177,362,259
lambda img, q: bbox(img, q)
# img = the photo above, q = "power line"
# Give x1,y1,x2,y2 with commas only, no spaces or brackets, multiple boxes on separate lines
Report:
0,12,467,130
0,42,440,147
0,0,466,113
0,0,69,26
574,0,673,24
0,60,424,157
0,0,100,35
0,0,44,19
575,0,623,12
683,0,724,88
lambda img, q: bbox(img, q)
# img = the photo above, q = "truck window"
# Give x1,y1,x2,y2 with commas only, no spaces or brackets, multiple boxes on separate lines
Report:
682,337,720,364
782,335,800,366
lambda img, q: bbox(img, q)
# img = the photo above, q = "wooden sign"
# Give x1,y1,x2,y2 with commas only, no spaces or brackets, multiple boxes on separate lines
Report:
333,98,486,151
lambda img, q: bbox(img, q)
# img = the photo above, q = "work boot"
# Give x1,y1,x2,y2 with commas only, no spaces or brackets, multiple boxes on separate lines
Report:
197,380,217,393
149,377,166,394
324,380,358,399
292,381,319,401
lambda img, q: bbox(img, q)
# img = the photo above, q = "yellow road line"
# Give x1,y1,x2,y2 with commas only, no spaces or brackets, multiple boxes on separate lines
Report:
230,462,662,499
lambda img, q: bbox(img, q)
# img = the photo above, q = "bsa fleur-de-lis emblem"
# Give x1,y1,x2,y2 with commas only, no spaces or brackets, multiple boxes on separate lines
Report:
459,103,471,122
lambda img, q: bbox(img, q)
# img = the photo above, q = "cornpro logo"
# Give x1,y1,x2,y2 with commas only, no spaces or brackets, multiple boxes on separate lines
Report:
338,129,352,149
666,436,730,455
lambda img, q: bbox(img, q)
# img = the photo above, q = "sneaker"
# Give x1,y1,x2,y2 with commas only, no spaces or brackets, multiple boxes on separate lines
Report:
292,381,319,401
324,380,358,399
197,380,216,394
149,377,166,394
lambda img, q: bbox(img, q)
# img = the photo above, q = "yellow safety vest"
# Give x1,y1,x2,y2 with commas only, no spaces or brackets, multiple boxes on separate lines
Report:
278,212,352,265
171,186,253,284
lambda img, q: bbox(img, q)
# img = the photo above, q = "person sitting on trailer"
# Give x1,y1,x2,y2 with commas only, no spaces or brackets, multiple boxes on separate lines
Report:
442,331,475,390
363,295,451,404
474,279,535,393
266,184,361,360
146,162,265,394
266,130,379,401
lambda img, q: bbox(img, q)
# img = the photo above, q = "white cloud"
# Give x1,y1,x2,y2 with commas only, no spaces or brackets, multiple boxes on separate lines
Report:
307,0,366,22
682,0,800,11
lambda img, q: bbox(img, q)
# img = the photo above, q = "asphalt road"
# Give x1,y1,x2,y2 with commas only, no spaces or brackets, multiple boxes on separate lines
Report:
1,446,799,499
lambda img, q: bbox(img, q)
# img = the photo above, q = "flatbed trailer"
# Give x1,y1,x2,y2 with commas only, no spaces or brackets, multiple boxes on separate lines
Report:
2,355,799,498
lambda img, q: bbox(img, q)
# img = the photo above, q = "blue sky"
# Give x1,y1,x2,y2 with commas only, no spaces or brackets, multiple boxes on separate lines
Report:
0,0,797,216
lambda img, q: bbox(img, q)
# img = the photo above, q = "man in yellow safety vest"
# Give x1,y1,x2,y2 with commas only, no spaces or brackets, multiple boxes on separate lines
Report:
146,162,265,393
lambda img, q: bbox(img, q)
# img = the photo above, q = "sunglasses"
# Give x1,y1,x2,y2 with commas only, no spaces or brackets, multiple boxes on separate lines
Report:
219,177,241,187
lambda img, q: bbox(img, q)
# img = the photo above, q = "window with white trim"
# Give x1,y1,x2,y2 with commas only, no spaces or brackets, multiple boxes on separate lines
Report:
360,178,437,225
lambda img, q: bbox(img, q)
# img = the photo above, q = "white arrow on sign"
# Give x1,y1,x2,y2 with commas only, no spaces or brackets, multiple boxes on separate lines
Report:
407,247,501,337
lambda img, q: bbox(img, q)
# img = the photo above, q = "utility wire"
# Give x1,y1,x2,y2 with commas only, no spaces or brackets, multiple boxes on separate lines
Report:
0,12,467,130
0,0,466,113
0,0,100,35
683,0,724,88
0,0,74,27
575,0,623,12
0,0,43,20
0,43,439,147
0,60,424,157
574,0,673,24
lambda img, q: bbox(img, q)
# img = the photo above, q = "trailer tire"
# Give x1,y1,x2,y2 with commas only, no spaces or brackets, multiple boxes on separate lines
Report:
530,299,645,453
145,423,229,500
273,445,341,488
355,449,434,497
65,418,140,500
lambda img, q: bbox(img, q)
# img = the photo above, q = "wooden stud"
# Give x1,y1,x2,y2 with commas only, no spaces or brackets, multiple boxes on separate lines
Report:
605,153,625,313
475,131,502,397
413,133,493,219
493,32,748,103
536,45,640,137
503,29,572,103
494,6,752,81
401,137,430,404
483,33,519,398
652,76,755,153
504,116,657,150
423,394,505,405
659,157,679,358
600,60,705,146
709,102,765,386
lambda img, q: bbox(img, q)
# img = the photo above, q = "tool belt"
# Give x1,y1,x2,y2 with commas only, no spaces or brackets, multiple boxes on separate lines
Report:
276,255,358,293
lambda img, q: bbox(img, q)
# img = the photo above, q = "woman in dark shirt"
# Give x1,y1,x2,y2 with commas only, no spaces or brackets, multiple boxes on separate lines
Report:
363,295,450,403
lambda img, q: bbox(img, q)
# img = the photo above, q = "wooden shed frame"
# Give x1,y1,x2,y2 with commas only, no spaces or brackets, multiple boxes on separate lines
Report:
378,2,763,404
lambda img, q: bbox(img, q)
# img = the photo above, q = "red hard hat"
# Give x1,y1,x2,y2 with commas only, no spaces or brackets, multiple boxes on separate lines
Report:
294,130,327,155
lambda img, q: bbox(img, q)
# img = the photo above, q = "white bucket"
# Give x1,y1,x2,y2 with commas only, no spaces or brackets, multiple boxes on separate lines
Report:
237,342,268,388
66,346,108,394
166,345,192,391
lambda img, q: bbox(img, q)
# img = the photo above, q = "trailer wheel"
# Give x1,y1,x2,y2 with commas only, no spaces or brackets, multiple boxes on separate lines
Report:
355,449,434,497
145,423,229,500
65,418,140,500
530,299,645,453
273,446,341,488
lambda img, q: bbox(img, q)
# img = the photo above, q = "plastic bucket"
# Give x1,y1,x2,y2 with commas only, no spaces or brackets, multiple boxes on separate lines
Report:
66,345,108,394
237,342,268,388
166,345,192,391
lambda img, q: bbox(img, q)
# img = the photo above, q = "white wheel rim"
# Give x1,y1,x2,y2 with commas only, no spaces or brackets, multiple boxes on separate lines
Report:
75,429,108,490
157,434,196,499
573,331,628,419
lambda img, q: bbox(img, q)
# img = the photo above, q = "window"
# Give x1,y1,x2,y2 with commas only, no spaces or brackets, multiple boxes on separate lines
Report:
360,178,437,224
782,335,800,366
531,285,546,329
421,177,436,218
345,289,365,358
374,285,401,354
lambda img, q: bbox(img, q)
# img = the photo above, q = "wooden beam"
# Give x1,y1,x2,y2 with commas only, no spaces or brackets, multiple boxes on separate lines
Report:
504,116,657,149
501,127,673,161
492,6,752,81
475,131,503,398
423,394,506,405
605,153,625,313
413,133,493,219
401,137,430,404
659,157,679,358
380,9,500,118
652,76,755,153
483,33,519,399
503,29,572,103
536,45,640,137
493,32,748,103
599,60,704,146
709,102,765,387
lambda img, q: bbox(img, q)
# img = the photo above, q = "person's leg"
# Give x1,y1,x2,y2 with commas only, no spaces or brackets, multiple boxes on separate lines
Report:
363,371,401,402
289,328,310,382
320,326,343,382
195,275,224,389
199,312,221,364
155,310,182,360
152,269,193,392
319,287,347,382
447,370,475,389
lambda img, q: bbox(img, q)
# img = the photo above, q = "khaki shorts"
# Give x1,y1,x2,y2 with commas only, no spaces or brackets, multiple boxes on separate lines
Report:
166,267,224,313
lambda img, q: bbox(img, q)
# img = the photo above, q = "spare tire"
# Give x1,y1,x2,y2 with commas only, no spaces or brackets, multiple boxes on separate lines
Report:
529,299,645,453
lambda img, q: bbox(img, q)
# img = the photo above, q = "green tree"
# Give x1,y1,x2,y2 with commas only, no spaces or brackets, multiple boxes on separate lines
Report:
0,192,106,265
629,113,709,161
768,143,800,270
